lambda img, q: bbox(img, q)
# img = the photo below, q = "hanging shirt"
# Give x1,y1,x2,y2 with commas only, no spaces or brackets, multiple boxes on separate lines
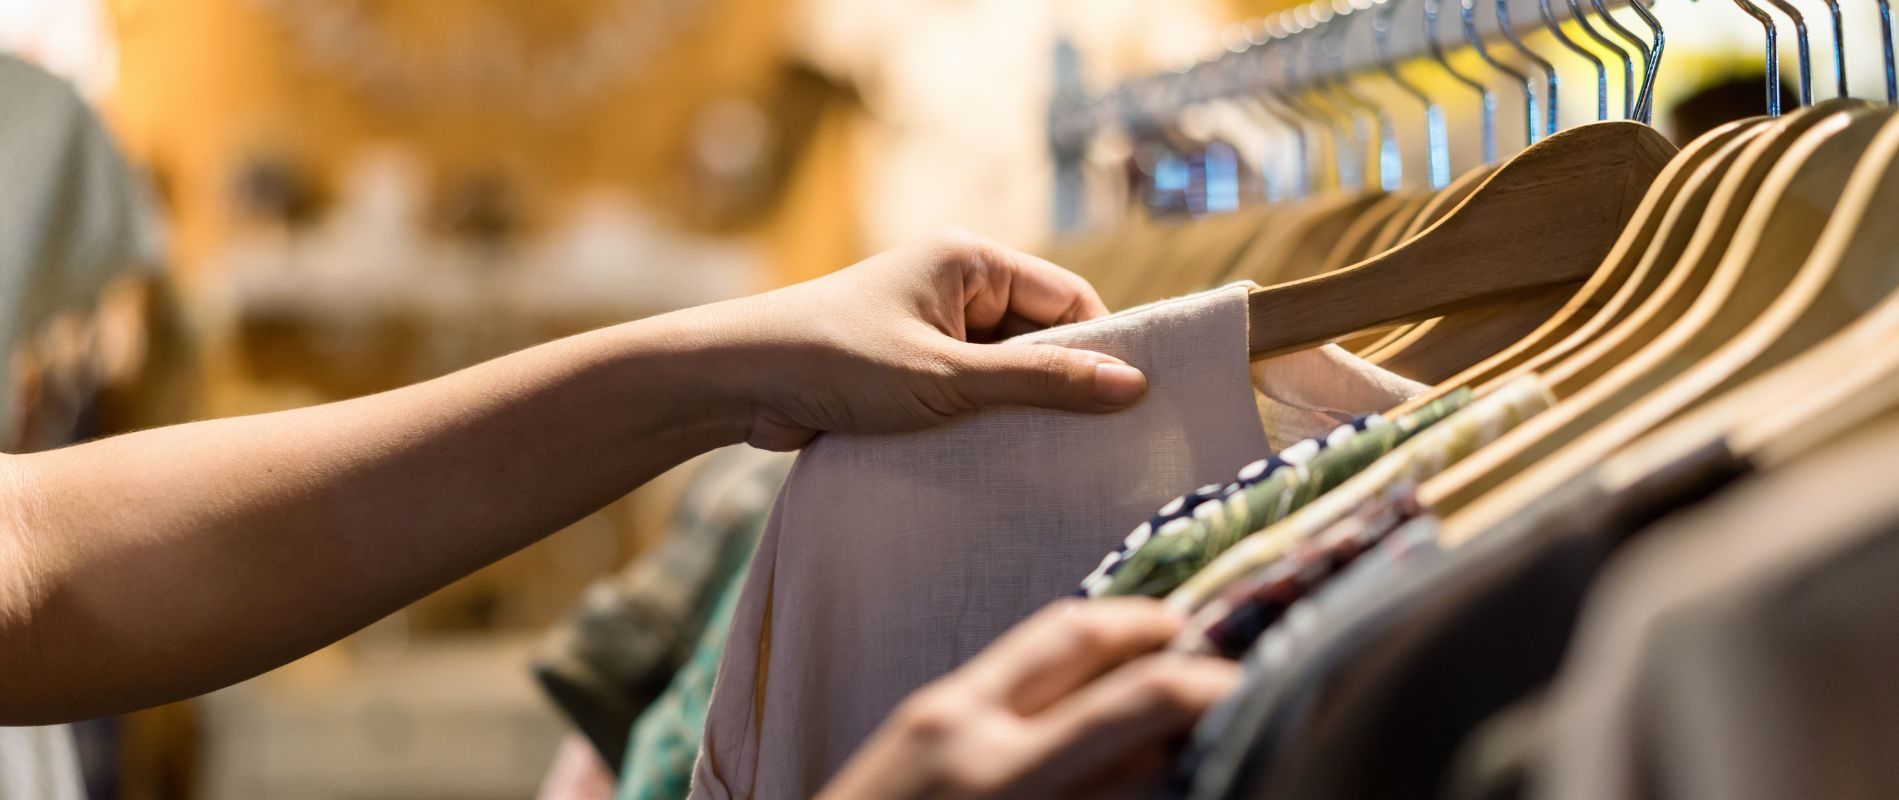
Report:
1168,374,1556,613
1084,389,1470,600
692,283,1426,799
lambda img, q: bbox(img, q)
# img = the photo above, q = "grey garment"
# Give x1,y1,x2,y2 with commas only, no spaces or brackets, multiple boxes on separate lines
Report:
694,285,1425,799
1181,437,1752,800
1534,418,1899,800
0,54,156,445
1173,515,1452,800
0,54,156,800
533,446,792,770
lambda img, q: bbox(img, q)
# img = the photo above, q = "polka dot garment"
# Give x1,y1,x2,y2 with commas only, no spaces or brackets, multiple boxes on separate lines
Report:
1075,415,1387,598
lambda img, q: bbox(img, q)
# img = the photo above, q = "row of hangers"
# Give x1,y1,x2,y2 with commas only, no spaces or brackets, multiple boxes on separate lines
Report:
1047,0,1899,544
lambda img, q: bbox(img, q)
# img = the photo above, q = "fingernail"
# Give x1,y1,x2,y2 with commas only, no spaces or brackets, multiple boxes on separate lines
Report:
1094,362,1147,406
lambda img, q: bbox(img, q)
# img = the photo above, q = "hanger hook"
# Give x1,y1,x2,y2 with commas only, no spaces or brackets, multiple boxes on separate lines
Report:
1379,0,1452,187
1727,0,1783,115
1757,0,1814,106
1295,8,1366,191
1225,25,1301,202
1565,0,1637,117
1460,0,1540,148
1540,0,1608,120
1587,0,1656,117
1322,5,1402,190
1622,0,1665,122
1425,0,1498,162
1881,0,1897,104
1812,0,1846,97
1264,20,1332,195
1495,0,1560,135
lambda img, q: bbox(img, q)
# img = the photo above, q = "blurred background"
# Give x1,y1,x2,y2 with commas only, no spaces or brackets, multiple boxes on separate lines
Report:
0,0,1874,797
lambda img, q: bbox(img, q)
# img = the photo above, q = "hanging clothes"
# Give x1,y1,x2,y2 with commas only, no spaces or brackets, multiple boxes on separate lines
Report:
1168,374,1555,613
694,283,1425,798
618,541,759,800
1174,435,1753,800
1528,417,1899,800
1084,388,1471,600
534,447,792,770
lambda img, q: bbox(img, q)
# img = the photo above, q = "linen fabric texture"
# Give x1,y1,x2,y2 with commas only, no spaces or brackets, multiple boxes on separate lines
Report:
693,284,1424,798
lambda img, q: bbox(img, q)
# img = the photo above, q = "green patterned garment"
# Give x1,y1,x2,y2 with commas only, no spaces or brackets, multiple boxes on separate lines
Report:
1098,388,1471,598
617,556,753,800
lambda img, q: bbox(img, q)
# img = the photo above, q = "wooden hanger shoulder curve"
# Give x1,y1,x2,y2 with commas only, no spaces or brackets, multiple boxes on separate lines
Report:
1426,105,1887,521
1385,118,1770,416
1315,188,1429,275
1346,165,1504,357
1365,121,1772,386
1540,101,1870,396
1245,121,1677,360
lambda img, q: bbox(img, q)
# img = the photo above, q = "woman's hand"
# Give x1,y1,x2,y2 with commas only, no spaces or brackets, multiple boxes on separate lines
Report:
819,598,1242,800
702,229,1148,450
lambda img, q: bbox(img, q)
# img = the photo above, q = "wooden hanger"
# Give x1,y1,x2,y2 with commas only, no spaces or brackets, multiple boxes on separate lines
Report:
1427,104,1885,520
1367,124,1777,383
1152,205,1287,297
1222,190,1386,286
1244,120,1676,360
1444,112,1899,547
1349,164,1502,357
1539,100,1868,397
1314,188,1428,274
1386,118,1770,416
1334,189,1444,351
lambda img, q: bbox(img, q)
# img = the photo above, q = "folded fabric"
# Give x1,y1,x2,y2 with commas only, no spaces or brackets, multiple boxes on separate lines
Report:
693,284,1425,799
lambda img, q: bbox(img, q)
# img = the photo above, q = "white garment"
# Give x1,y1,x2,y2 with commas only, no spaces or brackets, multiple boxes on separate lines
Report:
0,726,84,800
693,284,1424,798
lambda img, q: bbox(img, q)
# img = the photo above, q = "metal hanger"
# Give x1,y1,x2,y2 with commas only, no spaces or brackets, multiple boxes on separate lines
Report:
1425,0,1499,162
1881,0,1896,104
1729,0,1785,115
1496,0,1561,136
1271,17,1355,191
1815,0,1846,98
1758,0,1814,106
1621,0,1665,121
1321,6,1404,190
1541,0,1608,120
1241,23,1317,199
1301,9,1377,191
1461,0,1542,147
1589,0,1658,116
1568,0,1638,117
1291,8,1370,191
1378,0,1453,187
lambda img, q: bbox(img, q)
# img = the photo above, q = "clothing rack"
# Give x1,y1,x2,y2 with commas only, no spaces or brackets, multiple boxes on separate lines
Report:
1050,0,1656,229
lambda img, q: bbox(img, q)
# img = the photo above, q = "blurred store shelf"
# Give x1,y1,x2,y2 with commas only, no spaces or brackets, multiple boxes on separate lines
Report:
195,635,561,800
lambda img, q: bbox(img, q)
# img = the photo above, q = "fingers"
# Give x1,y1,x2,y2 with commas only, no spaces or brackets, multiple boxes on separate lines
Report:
1019,653,1241,790
927,230,1111,337
957,598,1183,714
942,341,1147,414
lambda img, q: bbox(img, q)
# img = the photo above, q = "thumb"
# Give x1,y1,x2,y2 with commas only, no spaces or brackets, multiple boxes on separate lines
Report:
944,341,1147,414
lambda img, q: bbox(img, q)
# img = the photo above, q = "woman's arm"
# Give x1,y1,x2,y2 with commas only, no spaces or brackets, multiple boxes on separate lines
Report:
0,231,1148,724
